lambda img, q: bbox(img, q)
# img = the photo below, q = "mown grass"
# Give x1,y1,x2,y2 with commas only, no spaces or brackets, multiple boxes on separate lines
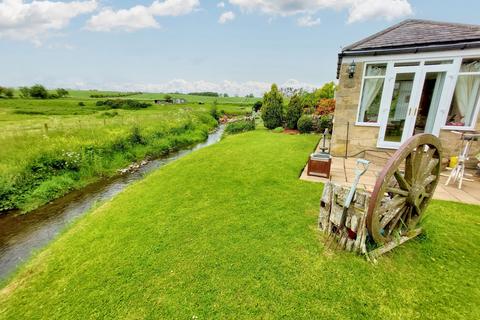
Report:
0,129,478,319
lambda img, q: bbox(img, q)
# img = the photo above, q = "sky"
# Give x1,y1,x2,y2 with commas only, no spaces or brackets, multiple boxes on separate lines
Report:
1,0,480,96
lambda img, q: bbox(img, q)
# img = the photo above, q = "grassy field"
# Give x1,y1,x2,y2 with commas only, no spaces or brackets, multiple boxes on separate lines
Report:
1,129,478,319
0,90,257,212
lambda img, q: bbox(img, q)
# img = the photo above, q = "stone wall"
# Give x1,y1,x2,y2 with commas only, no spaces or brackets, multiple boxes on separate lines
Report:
331,62,379,157
331,62,480,165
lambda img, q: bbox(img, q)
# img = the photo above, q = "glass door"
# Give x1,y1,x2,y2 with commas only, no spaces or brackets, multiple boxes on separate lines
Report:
378,67,420,148
412,71,446,135
377,62,455,149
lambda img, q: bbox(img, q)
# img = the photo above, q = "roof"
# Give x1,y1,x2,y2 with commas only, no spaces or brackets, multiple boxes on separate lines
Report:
344,19,480,53
337,19,480,78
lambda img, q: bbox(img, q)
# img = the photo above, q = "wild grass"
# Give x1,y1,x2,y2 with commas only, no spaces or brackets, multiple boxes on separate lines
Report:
0,96,221,212
0,129,478,319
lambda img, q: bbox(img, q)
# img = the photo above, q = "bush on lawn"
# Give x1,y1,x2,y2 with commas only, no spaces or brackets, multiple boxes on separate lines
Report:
297,115,314,133
285,94,303,129
225,119,255,135
316,115,333,133
261,84,284,129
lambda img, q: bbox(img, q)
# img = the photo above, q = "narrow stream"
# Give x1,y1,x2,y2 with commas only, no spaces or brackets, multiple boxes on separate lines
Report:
0,125,225,280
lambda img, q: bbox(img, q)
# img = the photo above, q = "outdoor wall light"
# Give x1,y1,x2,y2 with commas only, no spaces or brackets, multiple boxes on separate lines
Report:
348,61,356,78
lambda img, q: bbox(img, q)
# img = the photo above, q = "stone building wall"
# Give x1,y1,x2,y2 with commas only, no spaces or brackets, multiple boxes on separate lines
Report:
331,62,480,165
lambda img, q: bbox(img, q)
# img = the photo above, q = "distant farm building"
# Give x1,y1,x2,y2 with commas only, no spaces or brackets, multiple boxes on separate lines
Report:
154,98,186,105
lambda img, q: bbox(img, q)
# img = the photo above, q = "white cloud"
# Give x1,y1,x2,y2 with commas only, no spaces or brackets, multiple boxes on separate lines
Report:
217,2,225,8
347,0,413,23
86,0,199,32
150,0,199,16
86,6,159,32
228,0,413,23
297,15,320,27
218,11,235,24
0,0,97,44
65,78,320,97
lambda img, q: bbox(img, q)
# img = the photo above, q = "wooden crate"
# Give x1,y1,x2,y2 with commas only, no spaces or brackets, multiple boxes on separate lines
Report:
308,154,331,178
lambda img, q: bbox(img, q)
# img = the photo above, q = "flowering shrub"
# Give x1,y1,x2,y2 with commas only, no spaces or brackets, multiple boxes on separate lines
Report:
316,98,335,116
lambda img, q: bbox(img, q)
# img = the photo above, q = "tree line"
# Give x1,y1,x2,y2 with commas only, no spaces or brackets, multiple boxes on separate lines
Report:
260,82,336,133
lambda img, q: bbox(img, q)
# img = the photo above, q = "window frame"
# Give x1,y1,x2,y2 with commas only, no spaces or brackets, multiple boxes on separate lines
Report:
355,62,387,127
442,58,480,131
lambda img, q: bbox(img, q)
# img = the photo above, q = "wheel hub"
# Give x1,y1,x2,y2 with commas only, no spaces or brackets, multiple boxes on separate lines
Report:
407,184,425,205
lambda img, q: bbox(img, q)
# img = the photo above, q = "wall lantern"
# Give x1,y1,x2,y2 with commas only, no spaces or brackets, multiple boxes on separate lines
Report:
347,61,356,78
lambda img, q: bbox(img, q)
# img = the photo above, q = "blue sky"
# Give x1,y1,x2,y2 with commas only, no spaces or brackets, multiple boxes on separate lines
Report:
1,0,479,96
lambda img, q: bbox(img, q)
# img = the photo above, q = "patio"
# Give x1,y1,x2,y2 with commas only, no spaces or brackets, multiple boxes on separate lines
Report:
301,142,480,205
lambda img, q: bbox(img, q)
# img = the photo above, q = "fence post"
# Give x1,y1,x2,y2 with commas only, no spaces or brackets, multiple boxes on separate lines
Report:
44,123,48,134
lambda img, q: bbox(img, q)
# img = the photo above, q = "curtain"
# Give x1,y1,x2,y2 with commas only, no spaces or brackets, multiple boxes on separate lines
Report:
359,67,384,122
454,75,480,126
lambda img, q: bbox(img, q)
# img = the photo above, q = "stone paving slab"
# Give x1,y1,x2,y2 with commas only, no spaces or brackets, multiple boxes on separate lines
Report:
300,155,480,206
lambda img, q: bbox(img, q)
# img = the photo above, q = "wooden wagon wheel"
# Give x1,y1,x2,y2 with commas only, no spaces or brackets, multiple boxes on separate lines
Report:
366,134,442,244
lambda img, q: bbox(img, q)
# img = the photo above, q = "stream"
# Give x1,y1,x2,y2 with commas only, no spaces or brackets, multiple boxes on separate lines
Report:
0,125,225,280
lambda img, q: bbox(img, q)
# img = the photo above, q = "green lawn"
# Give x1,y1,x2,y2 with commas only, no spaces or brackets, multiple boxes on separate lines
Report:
1,130,479,319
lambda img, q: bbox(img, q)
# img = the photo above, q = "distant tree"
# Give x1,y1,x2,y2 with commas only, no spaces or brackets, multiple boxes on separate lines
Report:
56,88,69,97
314,81,336,100
29,84,49,99
164,94,173,103
246,93,254,98
261,84,284,129
19,86,31,98
3,87,14,98
223,93,229,97
285,94,303,129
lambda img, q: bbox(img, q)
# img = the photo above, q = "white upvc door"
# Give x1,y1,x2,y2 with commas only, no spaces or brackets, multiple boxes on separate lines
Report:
377,62,457,149
377,65,422,149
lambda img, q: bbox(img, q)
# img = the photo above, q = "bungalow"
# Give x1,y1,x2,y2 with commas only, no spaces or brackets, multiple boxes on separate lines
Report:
331,19,480,162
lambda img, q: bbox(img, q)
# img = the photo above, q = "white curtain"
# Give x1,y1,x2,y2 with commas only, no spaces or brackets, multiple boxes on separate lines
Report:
359,67,384,122
454,75,480,126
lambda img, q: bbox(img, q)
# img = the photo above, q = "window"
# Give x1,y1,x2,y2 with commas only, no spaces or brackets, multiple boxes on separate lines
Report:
357,63,387,123
446,58,480,127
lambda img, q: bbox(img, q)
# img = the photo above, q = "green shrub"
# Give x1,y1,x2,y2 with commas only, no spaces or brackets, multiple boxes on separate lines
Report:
209,105,219,120
261,84,284,129
56,88,69,97
29,84,49,99
272,127,284,133
129,127,146,145
225,119,255,135
19,86,31,98
285,94,303,129
78,102,86,106
297,115,314,133
316,115,333,133
98,99,151,110
0,86,14,98
252,101,262,112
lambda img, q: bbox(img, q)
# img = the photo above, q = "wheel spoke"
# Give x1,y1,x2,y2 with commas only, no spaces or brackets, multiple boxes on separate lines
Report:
422,174,437,188
380,196,406,229
422,158,439,180
405,152,415,184
386,206,407,235
386,187,409,196
394,170,411,191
